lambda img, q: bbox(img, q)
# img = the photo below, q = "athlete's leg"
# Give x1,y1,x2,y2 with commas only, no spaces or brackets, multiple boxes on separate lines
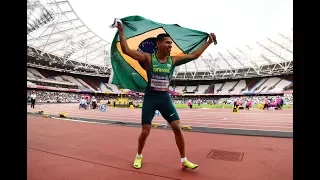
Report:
134,96,155,169
169,120,185,158
158,94,184,157
138,124,152,154
171,120,198,169
159,94,198,169
138,96,155,154
134,125,151,169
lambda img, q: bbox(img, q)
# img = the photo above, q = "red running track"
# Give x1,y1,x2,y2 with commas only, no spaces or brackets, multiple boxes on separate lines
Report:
27,103,293,132
27,115,292,180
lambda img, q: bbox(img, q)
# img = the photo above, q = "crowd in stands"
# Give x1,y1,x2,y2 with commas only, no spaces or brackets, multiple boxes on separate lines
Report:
29,81,79,89
225,96,293,105
27,90,80,103
170,96,293,106
171,96,220,104
27,89,293,106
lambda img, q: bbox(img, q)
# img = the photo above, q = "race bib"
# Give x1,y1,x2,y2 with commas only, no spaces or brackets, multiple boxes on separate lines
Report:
150,75,169,91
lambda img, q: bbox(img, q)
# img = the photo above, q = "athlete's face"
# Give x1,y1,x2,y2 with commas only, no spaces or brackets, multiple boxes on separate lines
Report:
157,37,172,56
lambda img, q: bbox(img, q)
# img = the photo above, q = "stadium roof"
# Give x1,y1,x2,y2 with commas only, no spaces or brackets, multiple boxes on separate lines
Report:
27,0,111,71
27,0,293,80
175,29,293,79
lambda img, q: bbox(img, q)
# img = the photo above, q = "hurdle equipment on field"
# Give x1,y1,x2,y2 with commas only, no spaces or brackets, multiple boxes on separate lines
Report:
38,111,50,118
42,114,50,118
152,123,159,127
232,106,238,113
181,125,192,130
59,112,68,118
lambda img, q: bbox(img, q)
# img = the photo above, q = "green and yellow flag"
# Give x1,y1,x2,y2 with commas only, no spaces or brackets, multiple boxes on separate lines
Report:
110,16,209,92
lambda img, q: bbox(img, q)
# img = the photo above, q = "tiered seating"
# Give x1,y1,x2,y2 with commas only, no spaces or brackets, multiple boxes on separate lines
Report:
75,78,95,91
214,83,223,94
269,79,292,92
27,66,292,95
252,78,268,93
232,80,246,94
219,81,237,94
106,84,120,93
174,86,185,93
259,77,281,93
186,86,197,92
197,85,209,94
243,78,260,93
60,75,88,90
27,68,46,79
81,77,101,91
99,83,111,92
27,71,36,78
27,81,36,86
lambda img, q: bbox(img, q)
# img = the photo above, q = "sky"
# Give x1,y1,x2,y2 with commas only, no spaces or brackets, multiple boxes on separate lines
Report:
68,0,292,53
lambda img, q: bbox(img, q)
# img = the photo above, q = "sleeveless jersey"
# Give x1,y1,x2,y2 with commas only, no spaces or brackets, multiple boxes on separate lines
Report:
145,54,174,93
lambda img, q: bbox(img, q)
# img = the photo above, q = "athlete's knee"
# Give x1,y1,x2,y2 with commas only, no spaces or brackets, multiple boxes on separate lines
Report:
170,120,182,135
141,130,150,137
140,125,151,137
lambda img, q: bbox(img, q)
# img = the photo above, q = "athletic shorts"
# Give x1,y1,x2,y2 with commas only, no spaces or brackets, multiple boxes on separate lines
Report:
141,92,179,125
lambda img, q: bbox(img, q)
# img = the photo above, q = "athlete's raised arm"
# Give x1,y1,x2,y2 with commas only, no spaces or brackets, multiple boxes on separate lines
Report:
172,33,216,65
117,22,150,64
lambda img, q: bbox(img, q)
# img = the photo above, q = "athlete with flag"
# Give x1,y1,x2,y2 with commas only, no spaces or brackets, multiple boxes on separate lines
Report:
116,21,216,170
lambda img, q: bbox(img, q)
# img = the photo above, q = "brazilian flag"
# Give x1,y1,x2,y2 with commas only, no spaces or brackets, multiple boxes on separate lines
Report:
110,15,209,92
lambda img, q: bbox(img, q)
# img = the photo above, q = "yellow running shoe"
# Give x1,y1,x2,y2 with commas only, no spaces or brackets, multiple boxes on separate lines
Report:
182,160,198,170
133,156,143,169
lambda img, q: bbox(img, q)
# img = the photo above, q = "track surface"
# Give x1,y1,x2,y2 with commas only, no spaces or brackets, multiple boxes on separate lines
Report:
27,115,293,180
27,103,293,132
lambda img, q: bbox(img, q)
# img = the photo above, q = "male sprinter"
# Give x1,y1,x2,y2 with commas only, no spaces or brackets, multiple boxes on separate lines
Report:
117,22,216,170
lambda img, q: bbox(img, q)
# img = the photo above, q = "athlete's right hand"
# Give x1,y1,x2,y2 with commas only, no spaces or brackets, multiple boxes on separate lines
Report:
117,22,123,32
208,33,216,44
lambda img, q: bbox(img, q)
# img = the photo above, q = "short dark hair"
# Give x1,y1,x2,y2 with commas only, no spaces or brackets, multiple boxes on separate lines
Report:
157,33,171,42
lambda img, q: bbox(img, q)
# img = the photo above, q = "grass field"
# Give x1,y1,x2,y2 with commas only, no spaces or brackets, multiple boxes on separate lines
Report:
137,103,293,109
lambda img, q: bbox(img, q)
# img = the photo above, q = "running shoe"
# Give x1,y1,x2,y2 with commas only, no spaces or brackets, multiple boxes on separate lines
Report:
182,160,198,170
133,156,143,169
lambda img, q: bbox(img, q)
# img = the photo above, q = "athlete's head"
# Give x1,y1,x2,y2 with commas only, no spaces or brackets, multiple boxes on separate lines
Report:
156,33,172,56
